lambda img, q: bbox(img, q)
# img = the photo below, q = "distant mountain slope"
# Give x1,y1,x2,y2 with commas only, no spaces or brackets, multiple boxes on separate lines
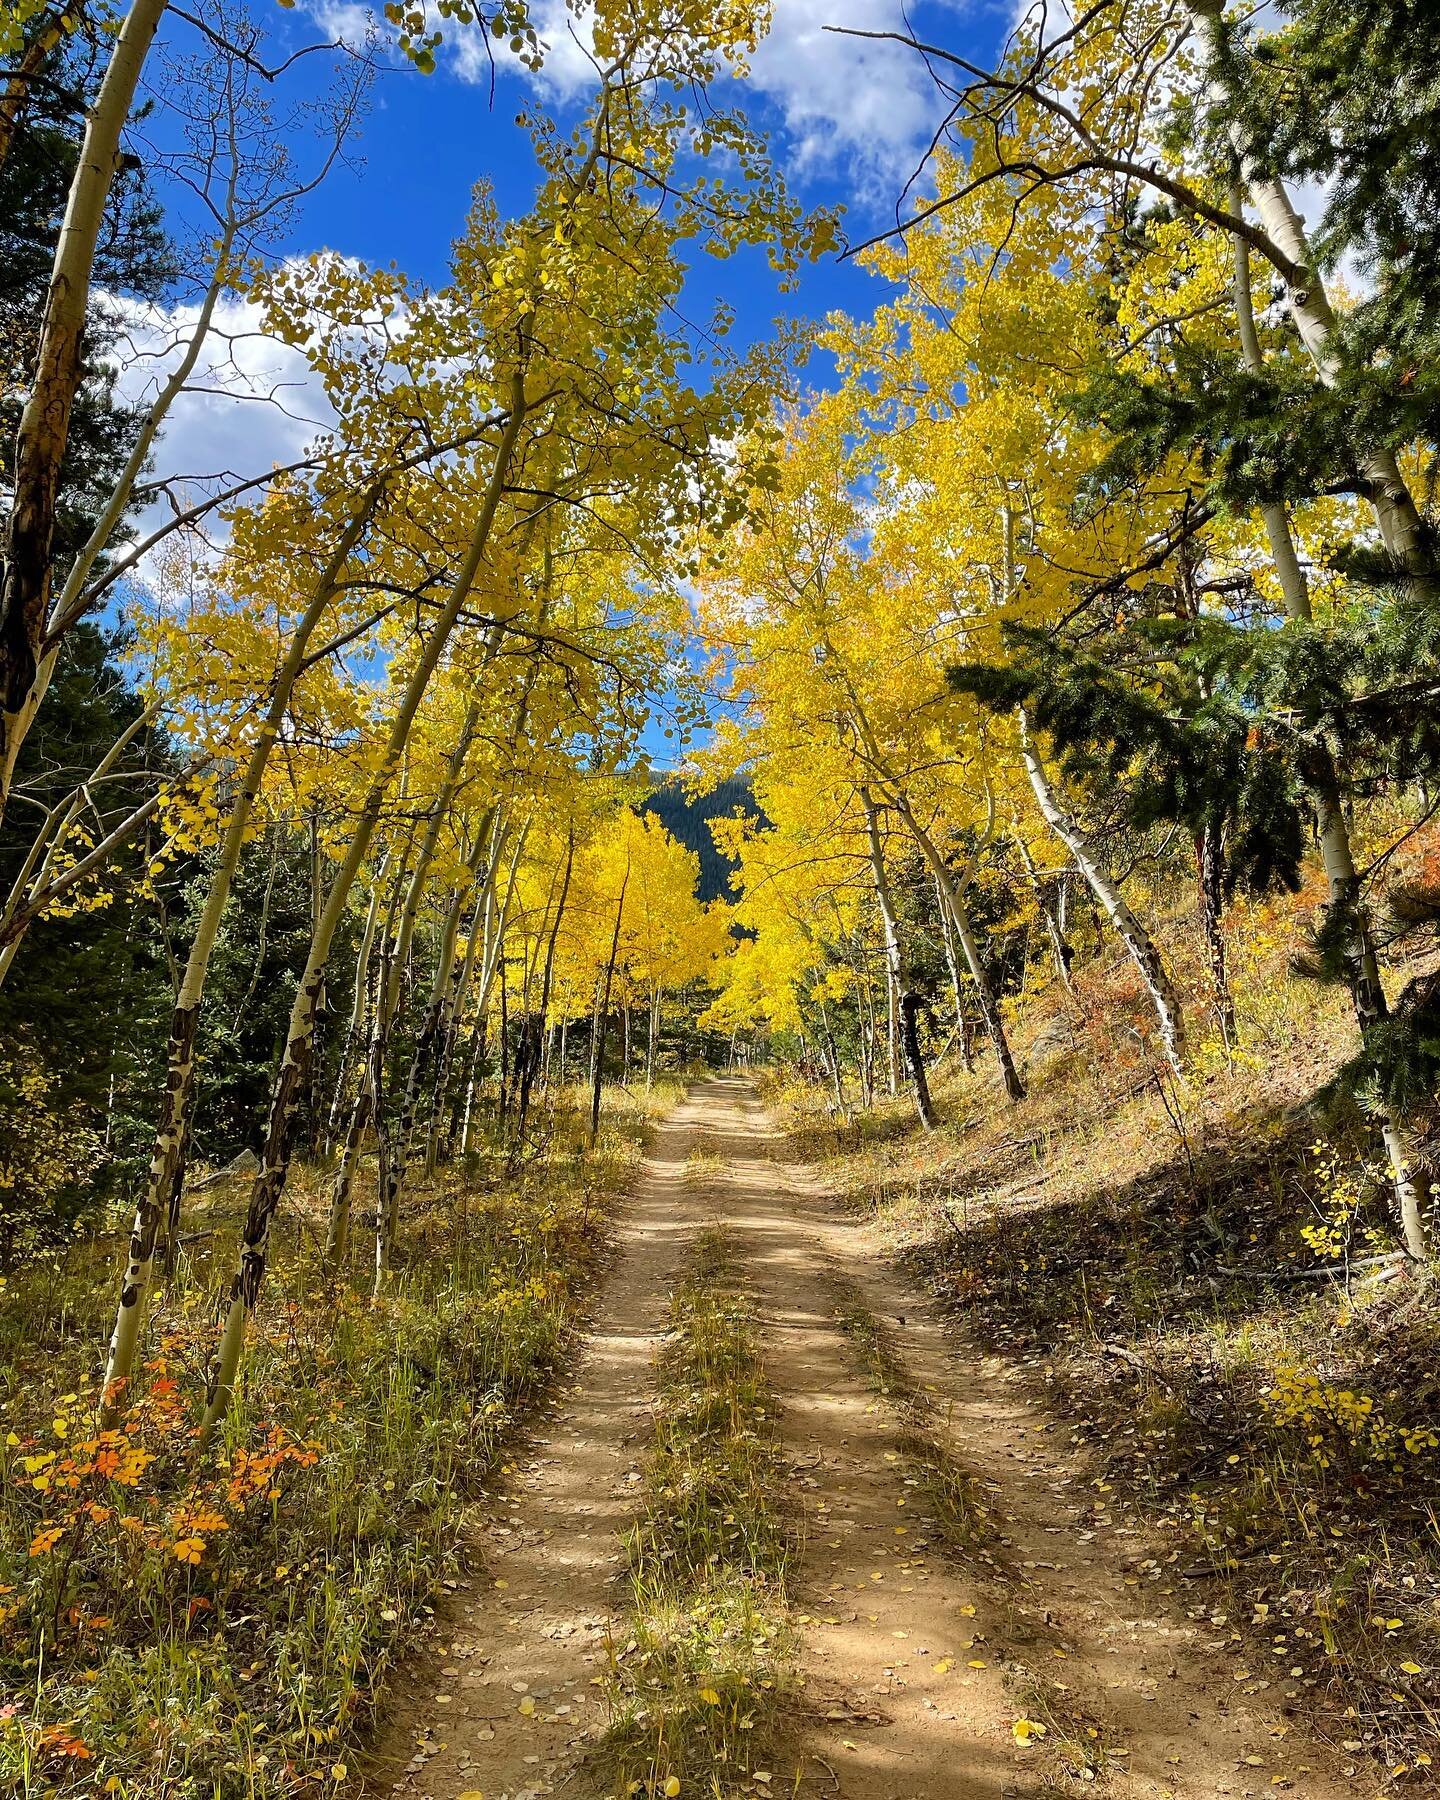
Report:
640,776,756,903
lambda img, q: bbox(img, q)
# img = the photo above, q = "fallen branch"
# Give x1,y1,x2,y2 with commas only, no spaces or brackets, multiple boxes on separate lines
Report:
1208,1251,1408,1284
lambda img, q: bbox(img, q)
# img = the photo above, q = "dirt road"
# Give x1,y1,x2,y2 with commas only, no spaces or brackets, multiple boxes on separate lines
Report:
368,1078,1354,1800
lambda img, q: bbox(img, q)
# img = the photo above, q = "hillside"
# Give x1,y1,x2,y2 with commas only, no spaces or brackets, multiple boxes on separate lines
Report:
639,775,756,903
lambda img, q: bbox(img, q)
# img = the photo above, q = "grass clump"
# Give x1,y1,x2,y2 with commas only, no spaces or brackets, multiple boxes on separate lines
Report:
833,1289,998,1559
0,1085,667,1797
604,1226,796,1798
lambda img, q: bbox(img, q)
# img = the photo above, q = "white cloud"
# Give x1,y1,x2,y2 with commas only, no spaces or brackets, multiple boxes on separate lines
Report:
309,1,382,47
746,0,953,189
303,1,957,197
101,289,338,591
446,1,956,195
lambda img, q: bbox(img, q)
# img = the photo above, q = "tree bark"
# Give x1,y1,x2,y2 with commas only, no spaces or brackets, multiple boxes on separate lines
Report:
588,861,629,1148
886,787,1025,1100
1197,823,1237,1049
98,482,382,1424
1019,713,1186,1078
516,832,573,1137
1,0,169,818
862,787,937,1128
370,709,481,1281
1228,187,1431,1256
1191,2,1433,589
197,382,526,1442
1013,829,1076,996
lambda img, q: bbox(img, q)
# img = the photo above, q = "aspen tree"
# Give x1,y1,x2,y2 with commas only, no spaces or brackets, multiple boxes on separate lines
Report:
100,474,396,1422
1227,196,1433,1257
1186,0,1433,587
198,385,530,1440
1018,711,1187,1077
861,788,938,1128
1,0,168,817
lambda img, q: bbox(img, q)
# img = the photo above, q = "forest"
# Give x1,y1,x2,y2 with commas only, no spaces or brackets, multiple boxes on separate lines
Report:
2,1,1439,1795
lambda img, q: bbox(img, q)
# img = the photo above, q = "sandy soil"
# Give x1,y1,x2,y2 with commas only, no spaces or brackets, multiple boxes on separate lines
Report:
365,1078,1357,1800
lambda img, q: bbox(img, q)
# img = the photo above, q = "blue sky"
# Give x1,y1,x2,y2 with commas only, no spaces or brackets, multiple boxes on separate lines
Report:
115,2,1015,764
131,1,1014,361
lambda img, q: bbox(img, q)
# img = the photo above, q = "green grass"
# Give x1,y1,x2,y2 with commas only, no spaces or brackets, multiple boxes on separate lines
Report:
0,1082,678,1797
603,1227,797,1798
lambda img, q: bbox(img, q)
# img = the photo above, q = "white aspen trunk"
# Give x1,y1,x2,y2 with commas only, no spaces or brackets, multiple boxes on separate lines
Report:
515,832,573,1135
815,995,847,1118
0,0,169,818
1230,187,1316,623
932,868,969,1044
371,708,480,1286
323,856,389,1156
887,788,1025,1100
324,921,393,1271
198,383,527,1443
422,824,498,1174
862,787,937,1128
1019,715,1186,1078
885,963,900,1095
99,486,379,1423
12,230,241,779
455,818,527,1157
323,830,414,1257
646,984,661,1090
1229,195,1430,1255
589,863,629,1148
1013,828,1076,997
474,819,528,1095
1191,0,1432,585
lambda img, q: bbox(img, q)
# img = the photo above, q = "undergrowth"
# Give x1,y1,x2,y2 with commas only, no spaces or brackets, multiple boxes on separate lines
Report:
603,1226,796,1798
0,1084,676,1796
764,923,1440,1778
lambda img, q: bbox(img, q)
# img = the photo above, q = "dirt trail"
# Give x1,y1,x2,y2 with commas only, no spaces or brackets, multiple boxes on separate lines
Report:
369,1078,1355,1800
365,1086,718,1798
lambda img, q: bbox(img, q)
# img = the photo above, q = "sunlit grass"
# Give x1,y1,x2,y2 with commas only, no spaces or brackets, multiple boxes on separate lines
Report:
602,1226,797,1798
0,1081,680,1796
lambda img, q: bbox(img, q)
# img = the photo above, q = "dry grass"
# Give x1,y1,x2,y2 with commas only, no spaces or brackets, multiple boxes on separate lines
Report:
602,1226,798,1798
764,842,1440,1776
0,1081,681,1797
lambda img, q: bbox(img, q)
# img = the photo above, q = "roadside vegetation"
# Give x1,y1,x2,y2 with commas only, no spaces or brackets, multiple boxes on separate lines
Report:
604,1227,797,1798
0,1084,676,1796
762,858,1440,1775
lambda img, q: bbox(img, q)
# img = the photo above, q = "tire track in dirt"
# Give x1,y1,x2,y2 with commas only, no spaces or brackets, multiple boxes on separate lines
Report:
367,1077,1357,1800
718,1080,1356,1800
364,1084,726,1799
